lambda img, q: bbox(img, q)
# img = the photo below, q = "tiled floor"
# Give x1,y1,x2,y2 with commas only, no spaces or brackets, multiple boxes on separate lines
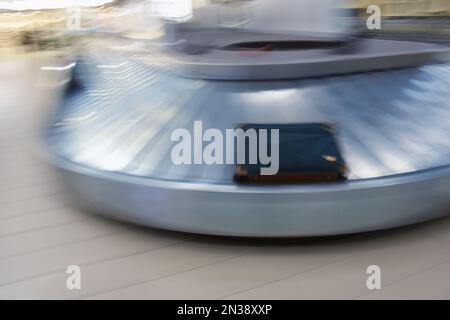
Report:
1,53,450,300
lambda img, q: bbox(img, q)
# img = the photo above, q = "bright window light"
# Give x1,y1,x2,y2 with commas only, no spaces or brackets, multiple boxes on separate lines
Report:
150,0,193,22
0,0,116,11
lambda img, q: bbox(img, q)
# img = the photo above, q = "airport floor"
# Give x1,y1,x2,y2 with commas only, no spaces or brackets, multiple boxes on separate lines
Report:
2,52,450,300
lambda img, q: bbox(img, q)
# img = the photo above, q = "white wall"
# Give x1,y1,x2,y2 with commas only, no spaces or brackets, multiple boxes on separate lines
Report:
245,0,346,35
190,0,350,36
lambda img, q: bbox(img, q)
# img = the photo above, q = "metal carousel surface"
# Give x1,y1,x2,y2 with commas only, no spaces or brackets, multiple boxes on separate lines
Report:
43,33,450,237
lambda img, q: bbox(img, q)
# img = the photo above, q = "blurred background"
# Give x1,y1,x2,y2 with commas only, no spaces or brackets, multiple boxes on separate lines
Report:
1,0,449,133
1,0,450,300
0,0,449,51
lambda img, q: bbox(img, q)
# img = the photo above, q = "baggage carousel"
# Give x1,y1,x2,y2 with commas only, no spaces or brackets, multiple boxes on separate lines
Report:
44,35,450,237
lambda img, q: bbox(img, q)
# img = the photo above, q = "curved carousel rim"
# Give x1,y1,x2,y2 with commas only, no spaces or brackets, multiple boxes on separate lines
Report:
46,154,450,237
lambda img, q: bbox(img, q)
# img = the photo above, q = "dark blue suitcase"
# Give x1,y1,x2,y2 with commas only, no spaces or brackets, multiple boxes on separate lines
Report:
235,123,348,184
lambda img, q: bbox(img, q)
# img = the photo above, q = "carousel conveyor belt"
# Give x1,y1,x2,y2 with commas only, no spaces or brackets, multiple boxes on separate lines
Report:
45,48,450,237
